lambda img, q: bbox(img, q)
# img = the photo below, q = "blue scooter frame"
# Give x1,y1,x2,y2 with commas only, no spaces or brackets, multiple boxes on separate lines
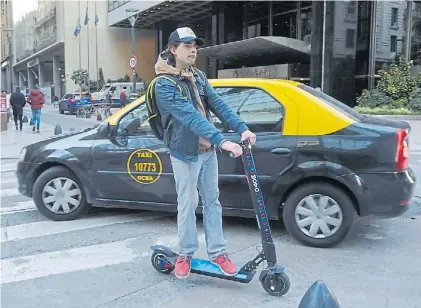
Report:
150,139,290,296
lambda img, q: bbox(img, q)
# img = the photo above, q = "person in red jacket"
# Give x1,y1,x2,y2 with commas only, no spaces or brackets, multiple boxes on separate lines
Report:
26,85,45,133
119,87,127,108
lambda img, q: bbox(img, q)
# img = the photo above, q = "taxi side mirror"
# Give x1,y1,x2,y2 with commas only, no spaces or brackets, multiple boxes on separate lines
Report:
97,122,114,137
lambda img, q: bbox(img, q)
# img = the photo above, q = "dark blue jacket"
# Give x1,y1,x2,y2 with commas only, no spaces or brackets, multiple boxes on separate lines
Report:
154,69,248,162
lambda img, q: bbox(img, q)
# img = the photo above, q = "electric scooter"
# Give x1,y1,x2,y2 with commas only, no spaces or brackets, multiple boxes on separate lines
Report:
150,139,290,297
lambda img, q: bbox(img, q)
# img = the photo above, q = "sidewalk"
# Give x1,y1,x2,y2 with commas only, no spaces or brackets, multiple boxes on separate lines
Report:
1,120,58,159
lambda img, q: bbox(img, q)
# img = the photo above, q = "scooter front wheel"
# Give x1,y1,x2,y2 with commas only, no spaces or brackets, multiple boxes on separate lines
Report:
261,272,290,296
151,251,174,274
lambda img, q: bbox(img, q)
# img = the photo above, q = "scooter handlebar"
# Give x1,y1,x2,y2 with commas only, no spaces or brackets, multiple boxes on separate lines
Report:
228,138,252,158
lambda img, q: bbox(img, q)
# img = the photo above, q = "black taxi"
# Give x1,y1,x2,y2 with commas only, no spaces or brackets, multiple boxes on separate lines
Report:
16,78,416,248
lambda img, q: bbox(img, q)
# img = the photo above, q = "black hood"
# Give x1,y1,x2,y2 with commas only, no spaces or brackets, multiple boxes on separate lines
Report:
25,125,98,152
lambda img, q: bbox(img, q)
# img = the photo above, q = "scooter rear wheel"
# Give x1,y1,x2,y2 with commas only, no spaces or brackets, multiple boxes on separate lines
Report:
261,272,290,296
151,251,174,274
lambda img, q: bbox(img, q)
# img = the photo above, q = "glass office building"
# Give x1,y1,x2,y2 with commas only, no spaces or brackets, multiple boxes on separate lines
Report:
109,0,421,107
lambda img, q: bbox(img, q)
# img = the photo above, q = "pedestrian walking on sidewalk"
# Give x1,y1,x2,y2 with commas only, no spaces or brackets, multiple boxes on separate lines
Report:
9,86,26,131
119,87,127,108
152,27,256,279
26,85,45,133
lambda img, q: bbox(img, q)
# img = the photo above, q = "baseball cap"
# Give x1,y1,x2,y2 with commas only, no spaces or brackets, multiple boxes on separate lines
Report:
168,27,205,46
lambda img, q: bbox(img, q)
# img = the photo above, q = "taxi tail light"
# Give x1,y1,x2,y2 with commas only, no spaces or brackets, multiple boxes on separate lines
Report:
395,128,409,171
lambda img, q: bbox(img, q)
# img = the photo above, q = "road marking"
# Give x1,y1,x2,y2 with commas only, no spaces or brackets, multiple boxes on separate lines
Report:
0,188,19,197
0,176,17,184
1,162,17,172
0,238,150,284
0,212,171,243
0,201,36,215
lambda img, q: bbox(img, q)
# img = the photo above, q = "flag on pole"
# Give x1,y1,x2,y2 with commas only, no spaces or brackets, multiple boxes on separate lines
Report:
74,17,81,37
95,12,99,25
84,6,89,25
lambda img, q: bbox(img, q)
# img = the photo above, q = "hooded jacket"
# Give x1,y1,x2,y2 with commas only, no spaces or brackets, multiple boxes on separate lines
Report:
153,51,248,162
27,90,45,110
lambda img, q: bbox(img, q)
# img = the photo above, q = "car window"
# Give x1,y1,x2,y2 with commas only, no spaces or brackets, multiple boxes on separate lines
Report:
213,87,285,133
116,103,151,136
297,84,365,121
62,94,72,99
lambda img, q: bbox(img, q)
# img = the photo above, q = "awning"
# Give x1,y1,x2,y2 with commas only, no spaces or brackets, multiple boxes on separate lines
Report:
198,36,310,62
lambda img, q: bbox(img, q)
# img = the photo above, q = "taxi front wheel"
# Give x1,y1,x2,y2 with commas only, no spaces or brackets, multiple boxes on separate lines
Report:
282,182,355,248
33,166,90,221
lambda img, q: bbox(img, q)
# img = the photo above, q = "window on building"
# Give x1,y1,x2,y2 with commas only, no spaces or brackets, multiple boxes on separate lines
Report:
347,2,356,15
212,87,285,133
108,0,131,12
391,7,398,26
391,35,397,52
346,29,355,49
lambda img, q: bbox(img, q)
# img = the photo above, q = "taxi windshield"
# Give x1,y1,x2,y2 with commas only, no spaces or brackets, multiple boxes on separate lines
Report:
297,84,365,122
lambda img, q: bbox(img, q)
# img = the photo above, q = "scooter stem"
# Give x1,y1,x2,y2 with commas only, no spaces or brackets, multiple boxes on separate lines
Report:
239,139,277,267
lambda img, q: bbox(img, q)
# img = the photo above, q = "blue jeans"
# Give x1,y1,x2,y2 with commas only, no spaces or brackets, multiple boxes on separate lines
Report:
170,149,227,260
31,109,41,130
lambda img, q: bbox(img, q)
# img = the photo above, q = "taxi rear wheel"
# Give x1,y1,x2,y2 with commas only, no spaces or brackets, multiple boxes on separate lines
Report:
33,166,89,221
282,183,355,248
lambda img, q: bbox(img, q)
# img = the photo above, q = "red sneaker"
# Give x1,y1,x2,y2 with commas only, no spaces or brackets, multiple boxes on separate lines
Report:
211,253,237,276
175,256,192,279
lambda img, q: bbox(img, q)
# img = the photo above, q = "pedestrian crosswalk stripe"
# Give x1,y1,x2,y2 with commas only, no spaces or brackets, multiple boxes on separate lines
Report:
0,176,17,184
1,212,172,243
0,188,19,197
0,201,36,215
0,237,147,284
0,162,17,172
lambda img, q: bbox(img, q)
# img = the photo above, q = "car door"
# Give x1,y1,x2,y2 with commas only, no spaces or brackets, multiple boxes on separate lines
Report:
91,103,177,206
210,85,297,212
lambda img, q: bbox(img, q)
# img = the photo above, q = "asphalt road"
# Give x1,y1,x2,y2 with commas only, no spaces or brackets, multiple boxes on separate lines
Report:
1,114,421,308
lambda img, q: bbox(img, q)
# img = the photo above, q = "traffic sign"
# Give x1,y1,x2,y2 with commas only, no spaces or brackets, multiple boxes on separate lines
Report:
129,55,137,69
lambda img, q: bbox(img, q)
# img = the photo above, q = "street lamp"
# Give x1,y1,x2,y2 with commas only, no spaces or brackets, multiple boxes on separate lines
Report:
126,8,139,94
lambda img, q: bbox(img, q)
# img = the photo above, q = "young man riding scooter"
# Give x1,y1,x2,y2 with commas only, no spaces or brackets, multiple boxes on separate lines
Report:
153,27,257,279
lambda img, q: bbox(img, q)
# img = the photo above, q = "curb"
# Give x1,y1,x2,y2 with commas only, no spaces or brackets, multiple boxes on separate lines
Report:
363,114,421,120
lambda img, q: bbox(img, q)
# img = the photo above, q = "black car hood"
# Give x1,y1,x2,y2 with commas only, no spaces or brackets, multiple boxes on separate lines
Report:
361,115,411,131
26,125,98,151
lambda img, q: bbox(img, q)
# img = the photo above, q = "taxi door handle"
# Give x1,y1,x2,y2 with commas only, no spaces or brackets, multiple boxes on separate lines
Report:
271,148,291,156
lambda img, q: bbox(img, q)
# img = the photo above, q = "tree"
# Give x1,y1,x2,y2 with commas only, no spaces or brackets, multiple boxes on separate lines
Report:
70,69,89,92
376,56,419,101
98,68,105,90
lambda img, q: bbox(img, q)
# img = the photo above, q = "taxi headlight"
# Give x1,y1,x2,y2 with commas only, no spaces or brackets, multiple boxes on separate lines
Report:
19,146,27,161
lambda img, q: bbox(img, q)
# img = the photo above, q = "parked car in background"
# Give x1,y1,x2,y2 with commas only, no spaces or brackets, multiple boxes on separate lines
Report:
58,92,92,115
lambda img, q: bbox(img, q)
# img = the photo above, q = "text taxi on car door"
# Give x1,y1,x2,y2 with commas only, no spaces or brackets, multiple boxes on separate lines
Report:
16,78,416,248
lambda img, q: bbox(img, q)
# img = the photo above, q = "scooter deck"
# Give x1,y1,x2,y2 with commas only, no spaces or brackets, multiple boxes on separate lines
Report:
189,258,254,283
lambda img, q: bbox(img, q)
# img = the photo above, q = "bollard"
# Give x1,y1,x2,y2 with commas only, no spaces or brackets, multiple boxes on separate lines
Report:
298,280,341,308
22,115,28,123
54,125,62,135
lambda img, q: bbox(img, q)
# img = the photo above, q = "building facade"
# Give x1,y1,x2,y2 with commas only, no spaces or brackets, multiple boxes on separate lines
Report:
11,0,156,99
1,0,13,92
108,0,421,107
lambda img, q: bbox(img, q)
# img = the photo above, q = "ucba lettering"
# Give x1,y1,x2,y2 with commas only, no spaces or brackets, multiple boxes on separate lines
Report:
246,154,272,242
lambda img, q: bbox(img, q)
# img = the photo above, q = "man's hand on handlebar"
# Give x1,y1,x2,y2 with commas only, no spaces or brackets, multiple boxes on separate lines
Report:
220,130,257,158
241,130,256,145
220,141,243,158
